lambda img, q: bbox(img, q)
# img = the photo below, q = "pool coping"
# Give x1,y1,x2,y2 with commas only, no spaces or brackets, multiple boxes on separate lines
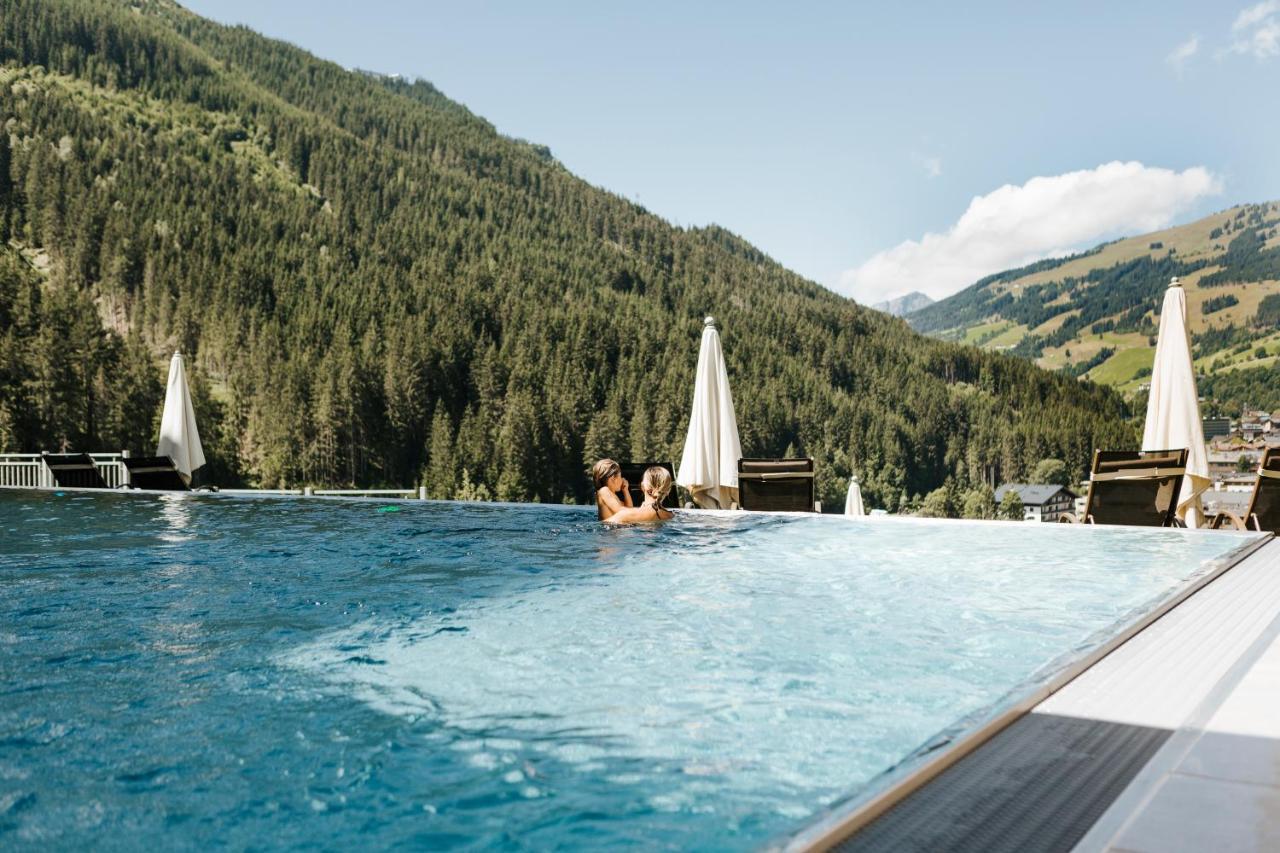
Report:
2,484,1267,536
777,527,1274,852
1055,538,1280,851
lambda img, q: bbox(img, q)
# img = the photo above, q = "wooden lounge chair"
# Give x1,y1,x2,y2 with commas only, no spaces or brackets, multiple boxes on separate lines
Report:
1061,448,1188,526
1209,447,1280,533
41,452,109,489
123,456,190,491
617,461,678,509
738,458,817,512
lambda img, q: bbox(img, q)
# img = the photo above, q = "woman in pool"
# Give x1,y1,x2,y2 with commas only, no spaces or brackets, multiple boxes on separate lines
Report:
593,458,633,521
602,466,675,525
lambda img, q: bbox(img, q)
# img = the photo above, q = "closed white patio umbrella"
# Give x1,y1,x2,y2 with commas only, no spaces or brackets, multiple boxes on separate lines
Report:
677,317,743,509
844,474,865,517
1143,278,1210,526
157,351,206,483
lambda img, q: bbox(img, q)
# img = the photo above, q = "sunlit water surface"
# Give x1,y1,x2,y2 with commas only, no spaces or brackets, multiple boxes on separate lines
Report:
0,491,1261,849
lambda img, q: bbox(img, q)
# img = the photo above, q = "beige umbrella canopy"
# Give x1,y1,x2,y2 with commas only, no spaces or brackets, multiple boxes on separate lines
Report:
157,351,206,483
677,317,743,509
1142,278,1210,526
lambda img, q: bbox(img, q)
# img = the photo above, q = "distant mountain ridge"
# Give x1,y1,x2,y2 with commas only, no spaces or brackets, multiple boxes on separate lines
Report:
907,203,1280,411
871,291,934,316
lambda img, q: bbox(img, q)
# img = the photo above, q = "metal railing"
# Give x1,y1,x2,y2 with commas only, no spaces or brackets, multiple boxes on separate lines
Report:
0,456,430,499
308,487,425,499
0,454,47,488
217,488,428,499
0,453,128,489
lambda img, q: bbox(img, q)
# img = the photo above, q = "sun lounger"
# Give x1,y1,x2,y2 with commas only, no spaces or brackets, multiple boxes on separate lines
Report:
617,461,678,509
41,452,109,489
122,456,190,491
1062,448,1188,526
1209,447,1280,533
737,458,817,512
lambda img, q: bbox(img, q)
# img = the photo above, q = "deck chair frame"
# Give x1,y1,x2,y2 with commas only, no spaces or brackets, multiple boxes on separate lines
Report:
737,458,817,513
122,456,191,491
1210,446,1280,533
41,452,110,489
1069,448,1188,527
616,461,678,509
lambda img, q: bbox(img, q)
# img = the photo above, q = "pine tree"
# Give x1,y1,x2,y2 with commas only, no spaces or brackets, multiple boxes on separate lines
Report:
425,407,458,499
999,490,1025,521
0,133,12,242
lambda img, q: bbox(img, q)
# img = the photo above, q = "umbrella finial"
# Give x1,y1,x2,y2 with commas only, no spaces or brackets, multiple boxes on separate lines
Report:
704,315,717,329
1169,276,1181,288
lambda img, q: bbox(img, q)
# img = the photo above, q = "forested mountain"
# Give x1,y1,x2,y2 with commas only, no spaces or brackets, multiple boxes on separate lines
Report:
909,203,1280,413
0,0,1136,508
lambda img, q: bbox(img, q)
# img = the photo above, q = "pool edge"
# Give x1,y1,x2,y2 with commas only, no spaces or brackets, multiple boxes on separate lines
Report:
777,529,1275,852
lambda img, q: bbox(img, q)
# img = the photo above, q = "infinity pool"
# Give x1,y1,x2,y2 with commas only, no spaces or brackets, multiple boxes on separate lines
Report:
0,490,1262,848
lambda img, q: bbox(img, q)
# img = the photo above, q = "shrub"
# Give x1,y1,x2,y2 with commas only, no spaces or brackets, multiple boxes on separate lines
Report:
999,490,1025,520
1031,458,1071,486
960,486,997,519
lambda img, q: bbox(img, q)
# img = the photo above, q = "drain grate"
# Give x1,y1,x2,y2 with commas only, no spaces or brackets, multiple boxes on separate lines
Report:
834,712,1170,853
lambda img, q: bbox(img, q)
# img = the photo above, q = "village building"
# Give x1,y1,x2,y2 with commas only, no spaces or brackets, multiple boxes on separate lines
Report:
1202,416,1232,439
994,483,1079,522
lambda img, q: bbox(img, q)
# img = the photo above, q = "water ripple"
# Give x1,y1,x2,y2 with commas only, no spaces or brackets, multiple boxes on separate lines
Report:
0,490,1260,849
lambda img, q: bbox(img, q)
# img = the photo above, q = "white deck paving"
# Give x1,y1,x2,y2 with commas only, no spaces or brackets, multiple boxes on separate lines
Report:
1048,538,1280,852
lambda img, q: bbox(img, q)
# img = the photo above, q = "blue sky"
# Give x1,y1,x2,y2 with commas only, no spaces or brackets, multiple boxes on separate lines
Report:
184,0,1280,303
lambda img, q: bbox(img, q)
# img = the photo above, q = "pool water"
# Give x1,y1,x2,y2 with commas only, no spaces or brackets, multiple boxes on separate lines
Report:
0,491,1261,849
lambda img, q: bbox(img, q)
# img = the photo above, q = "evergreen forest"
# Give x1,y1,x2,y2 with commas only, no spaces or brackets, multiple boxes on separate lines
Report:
0,0,1138,509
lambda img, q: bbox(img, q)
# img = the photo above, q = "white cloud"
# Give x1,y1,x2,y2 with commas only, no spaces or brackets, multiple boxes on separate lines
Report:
1234,0,1280,31
1229,1,1280,58
838,161,1222,304
1166,34,1200,72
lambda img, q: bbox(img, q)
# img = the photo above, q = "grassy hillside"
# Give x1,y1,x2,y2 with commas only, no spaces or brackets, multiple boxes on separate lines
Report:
0,0,1136,505
909,203,1280,409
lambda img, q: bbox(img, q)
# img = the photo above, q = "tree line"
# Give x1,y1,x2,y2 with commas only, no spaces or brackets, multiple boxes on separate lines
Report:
0,0,1137,509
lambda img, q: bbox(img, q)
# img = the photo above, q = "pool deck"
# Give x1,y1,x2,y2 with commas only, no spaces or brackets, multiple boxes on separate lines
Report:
797,534,1280,852
1057,537,1280,852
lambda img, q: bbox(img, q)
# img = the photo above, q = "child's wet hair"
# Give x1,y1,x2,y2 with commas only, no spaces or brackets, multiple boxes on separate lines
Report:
642,466,673,501
592,458,621,489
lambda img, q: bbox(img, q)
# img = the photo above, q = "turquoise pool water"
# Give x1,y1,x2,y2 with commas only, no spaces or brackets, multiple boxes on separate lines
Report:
0,490,1261,849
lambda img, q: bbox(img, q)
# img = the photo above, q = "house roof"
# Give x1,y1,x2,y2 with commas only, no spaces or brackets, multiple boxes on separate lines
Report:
994,483,1078,506
1203,491,1252,513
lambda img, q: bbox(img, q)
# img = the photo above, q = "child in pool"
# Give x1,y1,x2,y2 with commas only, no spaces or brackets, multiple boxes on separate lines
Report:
593,458,633,521
605,466,675,525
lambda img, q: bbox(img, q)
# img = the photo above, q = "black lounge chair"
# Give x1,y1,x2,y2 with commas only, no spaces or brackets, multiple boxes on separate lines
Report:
42,452,109,489
123,456,190,491
617,461,678,510
1209,447,1280,533
1063,448,1188,526
738,458,817,512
